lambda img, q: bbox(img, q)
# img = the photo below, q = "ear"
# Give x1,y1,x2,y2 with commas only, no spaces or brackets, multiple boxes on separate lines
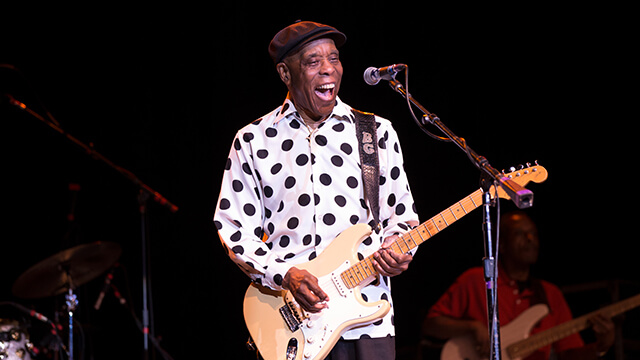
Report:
276,62,291,86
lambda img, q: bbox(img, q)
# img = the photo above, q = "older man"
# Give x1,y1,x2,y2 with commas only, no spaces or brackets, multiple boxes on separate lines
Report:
214,21,419,359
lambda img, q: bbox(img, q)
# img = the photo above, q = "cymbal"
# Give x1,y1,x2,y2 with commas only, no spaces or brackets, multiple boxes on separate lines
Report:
12,241,122,299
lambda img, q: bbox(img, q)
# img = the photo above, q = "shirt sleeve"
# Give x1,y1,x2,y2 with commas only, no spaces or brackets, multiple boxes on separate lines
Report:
376,120,420,245
213,131,293,291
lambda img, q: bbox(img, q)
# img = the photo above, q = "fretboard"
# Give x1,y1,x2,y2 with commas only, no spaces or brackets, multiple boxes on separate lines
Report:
340,188,485,289
508,293,640,359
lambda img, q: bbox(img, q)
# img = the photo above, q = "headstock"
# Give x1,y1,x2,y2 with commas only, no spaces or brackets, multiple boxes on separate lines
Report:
495,161,548,200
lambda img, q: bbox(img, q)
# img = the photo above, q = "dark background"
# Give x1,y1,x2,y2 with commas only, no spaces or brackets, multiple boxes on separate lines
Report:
1,3,636,359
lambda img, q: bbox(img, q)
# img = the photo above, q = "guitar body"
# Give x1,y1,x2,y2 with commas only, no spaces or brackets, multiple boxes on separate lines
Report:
243,223,391,360
441,304,549,360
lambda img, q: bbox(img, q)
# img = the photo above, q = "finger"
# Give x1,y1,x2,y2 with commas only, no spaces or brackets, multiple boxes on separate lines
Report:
384,247,413,265
305,275,329,302
373,251,401,276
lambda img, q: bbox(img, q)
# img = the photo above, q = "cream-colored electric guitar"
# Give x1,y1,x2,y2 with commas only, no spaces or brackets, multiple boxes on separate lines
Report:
244,164,548,360
440,293,640,360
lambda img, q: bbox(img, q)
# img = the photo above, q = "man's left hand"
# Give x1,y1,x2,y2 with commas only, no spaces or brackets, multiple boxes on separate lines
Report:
372,235,413,277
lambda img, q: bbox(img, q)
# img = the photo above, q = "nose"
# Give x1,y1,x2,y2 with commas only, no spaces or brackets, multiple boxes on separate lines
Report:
319,58,335,75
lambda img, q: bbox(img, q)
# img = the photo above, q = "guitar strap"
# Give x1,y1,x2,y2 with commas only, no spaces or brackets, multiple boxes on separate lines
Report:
352,108,380,230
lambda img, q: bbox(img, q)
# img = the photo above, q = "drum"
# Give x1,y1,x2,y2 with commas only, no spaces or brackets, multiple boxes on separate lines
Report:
0,319,35,360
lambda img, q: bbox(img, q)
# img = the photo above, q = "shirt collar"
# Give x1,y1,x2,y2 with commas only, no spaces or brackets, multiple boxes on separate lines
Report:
272,93,353,126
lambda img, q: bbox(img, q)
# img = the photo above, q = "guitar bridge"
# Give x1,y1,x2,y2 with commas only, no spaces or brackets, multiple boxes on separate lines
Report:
279,295,303,332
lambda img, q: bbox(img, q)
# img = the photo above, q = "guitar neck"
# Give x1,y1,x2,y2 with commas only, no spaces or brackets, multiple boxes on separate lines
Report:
340,188,485,289
508,293,640,359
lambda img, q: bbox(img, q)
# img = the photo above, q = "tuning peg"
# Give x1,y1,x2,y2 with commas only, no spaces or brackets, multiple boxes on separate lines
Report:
509,166,516,172
501,169,506,175
526,162,531,167
518,164,524,170
534,159,539,165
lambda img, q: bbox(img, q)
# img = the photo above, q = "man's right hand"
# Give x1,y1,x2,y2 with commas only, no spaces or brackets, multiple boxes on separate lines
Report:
283,267,329,313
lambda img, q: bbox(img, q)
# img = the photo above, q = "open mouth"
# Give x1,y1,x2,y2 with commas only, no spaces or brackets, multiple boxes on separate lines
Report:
314,83,336,101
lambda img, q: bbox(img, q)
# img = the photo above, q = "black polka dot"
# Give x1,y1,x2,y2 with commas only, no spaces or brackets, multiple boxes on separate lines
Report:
271,163,282,175
231,245,244,255
334,195,346,207
340,143,352,154
396,203,406,215
331,155,343,167
332,123,345,132
346,176,359,188
319,173,332,185
243,203,256,216
257,149,269,159
282,139,294,151
287,217,299,229
302,234,313,245
242,163,252,175
298,193,311,206
225,158,232,170
279,235,290,248
274,274,283,286
254,248,267,256
387,194,396,206
234,138,241,150
230,230,241,242
232,180,243,192
265,128,277,137
350,215,359,224
264,186,274,198
296,153,309,166
243,132,254,142
323,213,336,225
289,119,300,129
390,166,400,180
219,198,231,210
284,176,296,189
315,135,328,146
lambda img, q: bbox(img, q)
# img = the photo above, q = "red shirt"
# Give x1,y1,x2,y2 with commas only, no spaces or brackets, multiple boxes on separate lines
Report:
427,266,584,360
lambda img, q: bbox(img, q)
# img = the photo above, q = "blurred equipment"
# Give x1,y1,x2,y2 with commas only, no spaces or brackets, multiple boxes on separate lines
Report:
12,242,122,299
0,319,36,360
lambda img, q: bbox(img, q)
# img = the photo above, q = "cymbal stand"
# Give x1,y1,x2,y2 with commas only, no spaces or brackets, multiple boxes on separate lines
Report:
64,274,78,360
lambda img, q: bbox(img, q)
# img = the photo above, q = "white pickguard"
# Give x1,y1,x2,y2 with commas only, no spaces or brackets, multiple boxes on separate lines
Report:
440,304,550,360
292,260,387,359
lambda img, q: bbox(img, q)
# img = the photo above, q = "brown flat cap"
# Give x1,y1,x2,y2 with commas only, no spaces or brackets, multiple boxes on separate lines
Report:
268,20,346,64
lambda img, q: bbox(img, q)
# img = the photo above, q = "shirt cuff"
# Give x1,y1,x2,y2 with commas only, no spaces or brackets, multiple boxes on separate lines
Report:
263,259,295,291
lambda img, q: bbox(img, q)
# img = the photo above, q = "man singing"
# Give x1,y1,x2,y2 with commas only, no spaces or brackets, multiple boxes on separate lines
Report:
214,21,419,359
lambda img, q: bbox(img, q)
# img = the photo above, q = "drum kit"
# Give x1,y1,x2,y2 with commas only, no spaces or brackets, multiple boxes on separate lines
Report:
2,241,122,360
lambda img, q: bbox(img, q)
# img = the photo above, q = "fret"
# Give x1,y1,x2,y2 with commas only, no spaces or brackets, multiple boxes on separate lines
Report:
439,213,449,226
401,236,412,252
458,200,468,214
405,231,419,248
449,207,458,220
431,218,441,232
469,194,478,207
422,223,432,237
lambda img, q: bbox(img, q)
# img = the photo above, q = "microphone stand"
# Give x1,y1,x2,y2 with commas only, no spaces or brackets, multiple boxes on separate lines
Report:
5,94,178,360
386,77,535,360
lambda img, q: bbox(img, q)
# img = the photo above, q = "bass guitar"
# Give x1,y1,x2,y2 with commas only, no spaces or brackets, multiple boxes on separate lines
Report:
441,293,640,360
244,164,548,360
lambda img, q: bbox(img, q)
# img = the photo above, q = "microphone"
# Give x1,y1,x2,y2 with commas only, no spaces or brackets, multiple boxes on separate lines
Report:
94,264,118,310
363,64,407,85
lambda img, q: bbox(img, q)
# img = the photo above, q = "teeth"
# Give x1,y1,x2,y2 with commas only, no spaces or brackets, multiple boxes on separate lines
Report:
316,83,335,90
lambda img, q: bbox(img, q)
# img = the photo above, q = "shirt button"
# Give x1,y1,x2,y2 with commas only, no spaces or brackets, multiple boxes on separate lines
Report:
515,299,522,305
513,289,519,295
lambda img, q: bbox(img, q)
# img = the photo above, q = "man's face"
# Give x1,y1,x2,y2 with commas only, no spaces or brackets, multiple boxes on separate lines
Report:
501,214,540,266
279,38,343,122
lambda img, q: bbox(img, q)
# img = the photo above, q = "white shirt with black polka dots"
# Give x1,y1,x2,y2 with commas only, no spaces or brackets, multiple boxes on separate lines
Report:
214,96,419,340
